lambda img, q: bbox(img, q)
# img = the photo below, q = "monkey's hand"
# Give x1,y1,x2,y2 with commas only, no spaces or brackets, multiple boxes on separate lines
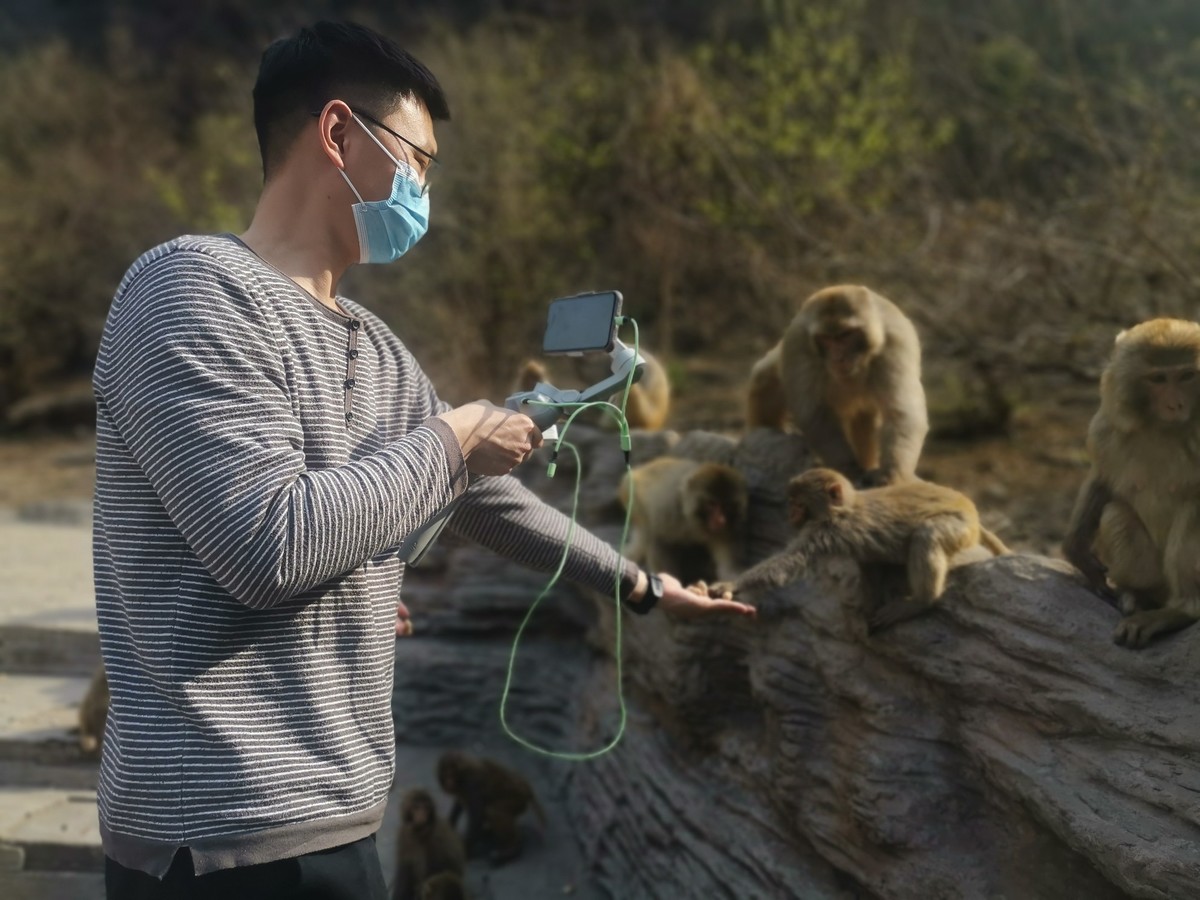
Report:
1063,542,1118,605
733,552,808,597
684,580,737,600
657,572,756,621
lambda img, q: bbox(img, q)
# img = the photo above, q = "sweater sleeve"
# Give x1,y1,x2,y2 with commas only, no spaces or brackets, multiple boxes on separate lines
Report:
94,249,468,609
449,473,640,598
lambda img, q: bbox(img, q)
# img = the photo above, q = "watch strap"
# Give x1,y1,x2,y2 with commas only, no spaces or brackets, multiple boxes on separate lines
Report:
623,571,662,615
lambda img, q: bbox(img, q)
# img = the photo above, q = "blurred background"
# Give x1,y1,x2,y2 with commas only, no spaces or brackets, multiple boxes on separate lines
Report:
2,0,1200,549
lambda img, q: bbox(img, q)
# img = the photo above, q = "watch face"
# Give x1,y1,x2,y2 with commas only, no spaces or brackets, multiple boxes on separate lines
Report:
649,574,664,596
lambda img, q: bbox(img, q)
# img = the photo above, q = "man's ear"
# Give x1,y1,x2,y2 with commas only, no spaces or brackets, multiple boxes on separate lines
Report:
317,99,355,170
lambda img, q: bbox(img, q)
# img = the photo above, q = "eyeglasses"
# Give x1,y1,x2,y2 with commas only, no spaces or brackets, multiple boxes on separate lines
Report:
310,108,440,196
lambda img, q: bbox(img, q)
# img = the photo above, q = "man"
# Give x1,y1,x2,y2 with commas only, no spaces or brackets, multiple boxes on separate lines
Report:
93,20,754,900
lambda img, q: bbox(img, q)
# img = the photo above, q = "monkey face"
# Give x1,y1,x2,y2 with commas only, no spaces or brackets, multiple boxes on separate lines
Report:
787,482,827,526
686,465,747,536
787,468,850,526
787,495,810,528
702,499,729,533
405,803,431,827
1143,366,1200,424
401,790,437,837
814,326,869,377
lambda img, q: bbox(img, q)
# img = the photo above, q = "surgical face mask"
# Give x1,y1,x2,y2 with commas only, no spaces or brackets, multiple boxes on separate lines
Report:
338,114,430,264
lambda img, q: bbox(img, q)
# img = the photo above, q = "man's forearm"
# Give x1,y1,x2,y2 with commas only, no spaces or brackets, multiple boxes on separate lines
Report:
448,474,640,598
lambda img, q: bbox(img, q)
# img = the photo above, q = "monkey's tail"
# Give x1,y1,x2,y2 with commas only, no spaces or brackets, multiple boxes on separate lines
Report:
980,528,1010,556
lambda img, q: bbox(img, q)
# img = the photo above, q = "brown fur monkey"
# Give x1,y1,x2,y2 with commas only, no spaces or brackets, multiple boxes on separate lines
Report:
616,350,671,430
618,457,748,584
512,359,549,395
746,285,928,485
420,873,469,900
1063,318,1200,648
511,351,671,430
732,468,1007,630
436,751,546,865
394,788,466,900
79,665,109,755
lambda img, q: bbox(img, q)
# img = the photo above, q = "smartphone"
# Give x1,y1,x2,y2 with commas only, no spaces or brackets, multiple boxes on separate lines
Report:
541,291,623,355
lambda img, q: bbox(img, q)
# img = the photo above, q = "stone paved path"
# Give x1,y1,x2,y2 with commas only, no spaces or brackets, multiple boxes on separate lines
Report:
0,509,607,899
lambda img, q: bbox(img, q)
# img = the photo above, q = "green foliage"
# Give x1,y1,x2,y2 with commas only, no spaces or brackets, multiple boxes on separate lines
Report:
694,0,953,224
144,111,260,234
2,1,1200,417
0,36,174,410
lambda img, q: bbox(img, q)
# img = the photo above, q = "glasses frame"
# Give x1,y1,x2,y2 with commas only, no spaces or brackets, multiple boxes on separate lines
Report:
310,107,440,196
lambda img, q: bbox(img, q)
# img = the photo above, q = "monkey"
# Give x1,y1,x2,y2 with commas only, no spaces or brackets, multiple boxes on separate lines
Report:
512,359,550,396
615,350,671,430
393,788,466,900
421,873,469,900
78,665,109,755
436,751,546,865
1062,318,1200,648
746,342,787,430
511,350,671,430
617,457,748,584
730,468,1007,630
745,285,928,485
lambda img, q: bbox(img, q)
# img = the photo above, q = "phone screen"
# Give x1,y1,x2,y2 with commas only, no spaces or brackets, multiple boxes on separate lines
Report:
542,291,622,355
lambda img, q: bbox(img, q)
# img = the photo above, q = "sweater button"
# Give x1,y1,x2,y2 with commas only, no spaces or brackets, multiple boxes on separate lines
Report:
349,319,361,331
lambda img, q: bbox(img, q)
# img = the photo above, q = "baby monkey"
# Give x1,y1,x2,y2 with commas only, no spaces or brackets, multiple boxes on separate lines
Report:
437,751,546,865
394,788,465,900
727,468,1007,630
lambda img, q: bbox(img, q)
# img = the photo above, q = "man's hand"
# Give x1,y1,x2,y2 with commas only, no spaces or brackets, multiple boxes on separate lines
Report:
395,600,413,637
653,572,756,621
437,400,544,476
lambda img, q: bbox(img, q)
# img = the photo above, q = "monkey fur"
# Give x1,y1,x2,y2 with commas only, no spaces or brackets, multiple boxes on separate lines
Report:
78,665,109,755
1063,318,1200,648
618,456,748,584
436,751,546,865
732,467,1007,630
746,285,928,485
393,788,466,900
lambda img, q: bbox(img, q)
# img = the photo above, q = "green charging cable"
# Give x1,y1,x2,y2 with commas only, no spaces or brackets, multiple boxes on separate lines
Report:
498,317,641,760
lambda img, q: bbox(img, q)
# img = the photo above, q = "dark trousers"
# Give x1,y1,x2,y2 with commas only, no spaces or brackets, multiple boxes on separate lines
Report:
105,834,388,900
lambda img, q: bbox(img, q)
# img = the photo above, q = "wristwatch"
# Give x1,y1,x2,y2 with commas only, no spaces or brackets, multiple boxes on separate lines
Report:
623,571,662,615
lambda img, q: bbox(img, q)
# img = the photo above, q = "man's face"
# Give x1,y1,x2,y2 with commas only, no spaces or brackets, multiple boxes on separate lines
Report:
344,95,438,202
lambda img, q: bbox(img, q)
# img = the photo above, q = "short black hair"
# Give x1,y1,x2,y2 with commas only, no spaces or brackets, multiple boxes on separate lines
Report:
252,21,450,179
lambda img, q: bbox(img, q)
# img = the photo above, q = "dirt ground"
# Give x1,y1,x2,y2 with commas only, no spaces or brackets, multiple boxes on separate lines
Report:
0,432,98,510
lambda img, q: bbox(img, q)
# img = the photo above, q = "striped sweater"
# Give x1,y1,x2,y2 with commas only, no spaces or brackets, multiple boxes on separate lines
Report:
92,233,637,876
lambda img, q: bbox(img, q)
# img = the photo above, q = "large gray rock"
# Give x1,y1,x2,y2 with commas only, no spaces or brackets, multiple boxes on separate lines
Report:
400,425,1194,899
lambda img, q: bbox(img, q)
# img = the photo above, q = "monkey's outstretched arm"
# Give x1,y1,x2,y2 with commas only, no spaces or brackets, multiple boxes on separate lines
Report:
876,352,929,482
1063,472,1116,601
734,545,810,595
